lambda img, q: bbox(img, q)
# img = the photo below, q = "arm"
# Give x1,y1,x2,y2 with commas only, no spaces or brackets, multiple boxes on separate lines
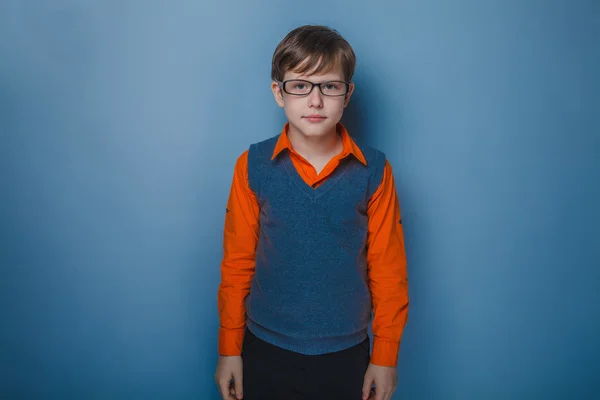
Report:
217,150,260,356
366,160,409,367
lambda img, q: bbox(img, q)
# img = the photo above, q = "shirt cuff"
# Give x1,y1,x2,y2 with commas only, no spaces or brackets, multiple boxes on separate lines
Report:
218,327,245,356
370,337,400,367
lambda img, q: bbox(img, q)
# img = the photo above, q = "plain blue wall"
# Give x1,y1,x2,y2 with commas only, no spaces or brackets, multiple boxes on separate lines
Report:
1,1,599,398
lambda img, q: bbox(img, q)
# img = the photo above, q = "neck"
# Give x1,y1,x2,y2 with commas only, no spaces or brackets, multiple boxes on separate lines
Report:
287,124,342,161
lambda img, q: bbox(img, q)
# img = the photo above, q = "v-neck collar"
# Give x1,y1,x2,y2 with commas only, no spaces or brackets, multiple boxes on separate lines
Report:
281,151,351,201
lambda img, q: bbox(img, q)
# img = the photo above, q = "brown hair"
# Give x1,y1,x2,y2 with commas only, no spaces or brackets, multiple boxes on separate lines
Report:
271,25,356,82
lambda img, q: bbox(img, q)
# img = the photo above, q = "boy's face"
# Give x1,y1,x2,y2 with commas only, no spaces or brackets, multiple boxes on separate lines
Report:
271,63,354,139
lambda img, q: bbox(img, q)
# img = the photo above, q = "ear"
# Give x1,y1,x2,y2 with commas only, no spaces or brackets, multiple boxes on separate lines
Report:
343,82,355,108
271,81,285,108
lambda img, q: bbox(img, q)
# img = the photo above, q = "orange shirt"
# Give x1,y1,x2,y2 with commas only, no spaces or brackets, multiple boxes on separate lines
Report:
218,122,409,367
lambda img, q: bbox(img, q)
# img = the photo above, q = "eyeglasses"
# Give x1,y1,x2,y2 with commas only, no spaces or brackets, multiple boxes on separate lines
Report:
277,79,350,97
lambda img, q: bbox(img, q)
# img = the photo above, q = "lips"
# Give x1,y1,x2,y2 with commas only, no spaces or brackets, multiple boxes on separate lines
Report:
304,115,326,123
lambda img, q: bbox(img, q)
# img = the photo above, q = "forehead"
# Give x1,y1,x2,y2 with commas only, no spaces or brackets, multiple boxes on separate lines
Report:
284,62,345,81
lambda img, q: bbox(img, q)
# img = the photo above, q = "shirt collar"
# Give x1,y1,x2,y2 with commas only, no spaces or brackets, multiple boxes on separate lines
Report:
271,122,367,165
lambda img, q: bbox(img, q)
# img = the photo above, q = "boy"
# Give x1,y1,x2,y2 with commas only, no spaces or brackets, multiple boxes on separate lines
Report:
215,25,409,400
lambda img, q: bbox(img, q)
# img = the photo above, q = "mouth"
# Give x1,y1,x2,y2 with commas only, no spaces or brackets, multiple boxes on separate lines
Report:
303,115,327,123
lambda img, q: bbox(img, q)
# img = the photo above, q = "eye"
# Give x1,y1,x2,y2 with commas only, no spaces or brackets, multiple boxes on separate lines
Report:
294,83,307,90
324,83,338,90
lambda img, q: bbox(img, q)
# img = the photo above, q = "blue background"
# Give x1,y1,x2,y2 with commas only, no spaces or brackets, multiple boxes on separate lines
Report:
1,1,599,398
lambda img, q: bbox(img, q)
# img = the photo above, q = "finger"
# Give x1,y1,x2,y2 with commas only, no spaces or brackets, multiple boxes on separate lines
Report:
232,370,244,399
385,385,397,400
367,387,376,399
362,376,373,400
380,388,394,400
218,379,232,399
388,388,397,400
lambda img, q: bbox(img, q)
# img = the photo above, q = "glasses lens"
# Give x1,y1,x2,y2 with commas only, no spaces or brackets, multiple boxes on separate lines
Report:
320,81,348,96
284,80,313,95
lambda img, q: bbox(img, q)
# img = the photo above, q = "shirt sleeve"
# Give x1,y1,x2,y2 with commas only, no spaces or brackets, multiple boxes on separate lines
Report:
366,160,410,367
217,150,260,356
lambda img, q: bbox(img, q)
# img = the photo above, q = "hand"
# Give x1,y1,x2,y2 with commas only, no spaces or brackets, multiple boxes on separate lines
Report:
214,355,244,399
362,363,398,400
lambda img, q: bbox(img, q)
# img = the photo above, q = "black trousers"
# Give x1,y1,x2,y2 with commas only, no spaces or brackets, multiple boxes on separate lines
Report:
241,328,371,400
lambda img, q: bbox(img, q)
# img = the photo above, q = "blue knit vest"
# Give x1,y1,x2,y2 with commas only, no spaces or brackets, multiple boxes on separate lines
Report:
245,133,386,355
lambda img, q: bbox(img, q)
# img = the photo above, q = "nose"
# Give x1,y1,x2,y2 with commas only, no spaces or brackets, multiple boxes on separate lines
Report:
307,85,323,108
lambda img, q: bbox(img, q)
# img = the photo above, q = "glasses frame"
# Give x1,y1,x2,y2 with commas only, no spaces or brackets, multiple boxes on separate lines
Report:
277,79,350,97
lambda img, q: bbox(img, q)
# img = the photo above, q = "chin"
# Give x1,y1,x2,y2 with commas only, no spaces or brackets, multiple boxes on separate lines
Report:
298,121,337,137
